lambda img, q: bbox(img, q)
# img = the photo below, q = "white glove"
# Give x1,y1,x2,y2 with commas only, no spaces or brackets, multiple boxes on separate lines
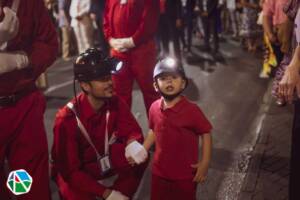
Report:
125,141,148,164
109,37,135,52
106,190,129,200
116,37,135,49
0,51,29,75
0,7,19,46
109,38,127,52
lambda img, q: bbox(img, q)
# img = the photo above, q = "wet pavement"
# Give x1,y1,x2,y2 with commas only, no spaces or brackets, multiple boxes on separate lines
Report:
43,37,291,200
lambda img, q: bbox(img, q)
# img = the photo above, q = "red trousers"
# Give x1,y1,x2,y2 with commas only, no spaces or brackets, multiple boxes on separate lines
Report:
151,174,197,200
112,41,159,113
0,91,51,200
56,160,148,200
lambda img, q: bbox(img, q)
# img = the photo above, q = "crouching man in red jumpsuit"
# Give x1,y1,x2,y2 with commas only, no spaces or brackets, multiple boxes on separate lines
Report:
51,48,148,200
0,0,58,199
103,0,160,113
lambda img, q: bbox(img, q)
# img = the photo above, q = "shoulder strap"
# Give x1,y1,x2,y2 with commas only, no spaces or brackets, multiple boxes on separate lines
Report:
67,102,103,159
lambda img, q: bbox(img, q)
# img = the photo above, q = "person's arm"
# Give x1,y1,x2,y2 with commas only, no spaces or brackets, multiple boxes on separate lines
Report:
23,0,58,79
143,129,155,151
278,9,300,103
190,105,213,182
131,0,160,46
52,114,107,198
279,46,300,102
191,133,212,183
262,0,276,42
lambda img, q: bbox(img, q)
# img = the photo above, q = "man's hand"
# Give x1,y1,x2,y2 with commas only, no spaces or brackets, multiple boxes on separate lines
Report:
116,37,135,49
201,12,208,17
191,161,209,183
105,190,129,200
0,51,29,75
278,65,300,103
125,140,148,164
176,19,182,28
0,7,19,45
109,38,128,52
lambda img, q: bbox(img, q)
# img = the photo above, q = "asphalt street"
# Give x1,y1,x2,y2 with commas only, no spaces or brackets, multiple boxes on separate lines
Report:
44,38,270,200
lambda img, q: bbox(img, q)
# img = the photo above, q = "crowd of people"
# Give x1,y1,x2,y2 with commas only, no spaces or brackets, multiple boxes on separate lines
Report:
0,0,300,199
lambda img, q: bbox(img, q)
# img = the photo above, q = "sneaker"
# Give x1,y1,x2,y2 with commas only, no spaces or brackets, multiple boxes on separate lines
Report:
259,71,270,79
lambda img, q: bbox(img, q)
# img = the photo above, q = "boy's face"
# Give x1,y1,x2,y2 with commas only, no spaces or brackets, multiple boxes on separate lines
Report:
154,73,186,96
80,75,115,99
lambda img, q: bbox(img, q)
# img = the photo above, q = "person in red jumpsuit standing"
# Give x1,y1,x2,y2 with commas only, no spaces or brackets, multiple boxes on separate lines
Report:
0,0,58,199
103,0,160,113
51,48,148,200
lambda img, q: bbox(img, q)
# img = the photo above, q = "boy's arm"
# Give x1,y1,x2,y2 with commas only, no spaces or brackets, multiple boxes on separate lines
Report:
200,133,212,165
191,133,212,183
143,129,155,151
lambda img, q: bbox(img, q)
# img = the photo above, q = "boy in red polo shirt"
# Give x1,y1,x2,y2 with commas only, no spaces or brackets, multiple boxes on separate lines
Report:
142,58,213,200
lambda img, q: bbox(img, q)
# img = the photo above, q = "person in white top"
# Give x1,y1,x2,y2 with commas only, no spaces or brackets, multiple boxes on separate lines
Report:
69,0,93,53
226,0,239,37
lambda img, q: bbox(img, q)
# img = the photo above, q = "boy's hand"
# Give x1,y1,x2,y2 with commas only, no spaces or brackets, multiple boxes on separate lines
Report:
126,156,136,166
125,141,148,164
191,161,209,183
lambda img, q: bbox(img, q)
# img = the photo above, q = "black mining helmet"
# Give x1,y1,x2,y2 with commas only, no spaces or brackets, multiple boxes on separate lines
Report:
153,57,188,84
74,48,123,82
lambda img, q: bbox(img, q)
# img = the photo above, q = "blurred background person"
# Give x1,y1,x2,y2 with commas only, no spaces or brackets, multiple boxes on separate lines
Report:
70,0,94,54
239,0,262,52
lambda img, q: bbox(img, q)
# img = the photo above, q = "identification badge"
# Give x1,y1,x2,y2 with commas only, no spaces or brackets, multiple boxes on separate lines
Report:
120,0,127,4
98,155,111,175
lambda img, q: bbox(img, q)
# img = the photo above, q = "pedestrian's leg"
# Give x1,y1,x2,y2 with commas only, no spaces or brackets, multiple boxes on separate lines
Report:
81,15,94,51
131,44,159,113
73,24,85,54
289,100,300,200
7,92,51,200
159,14,170,56
112,60,134,108
187,12,193,51
202,16,210,50
61,26,71,59
212,16,219,53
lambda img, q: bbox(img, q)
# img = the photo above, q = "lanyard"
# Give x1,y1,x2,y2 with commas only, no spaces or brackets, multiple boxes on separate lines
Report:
67,102,112,159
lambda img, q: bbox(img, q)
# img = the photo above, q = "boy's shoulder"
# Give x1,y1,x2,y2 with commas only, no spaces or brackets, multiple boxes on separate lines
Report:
181,96,203,111
149,98,163,111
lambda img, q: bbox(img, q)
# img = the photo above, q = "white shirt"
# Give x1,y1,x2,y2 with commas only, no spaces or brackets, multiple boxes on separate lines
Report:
69,0,91,27
226,0,236,10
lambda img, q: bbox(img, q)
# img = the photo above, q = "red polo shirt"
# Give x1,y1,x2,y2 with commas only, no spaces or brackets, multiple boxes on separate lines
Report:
149,96,212,180
0,0,58,96
52,93,143,196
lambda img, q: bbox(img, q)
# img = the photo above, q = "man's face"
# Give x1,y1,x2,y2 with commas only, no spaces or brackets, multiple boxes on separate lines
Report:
80,75,114,99
154,73,186,95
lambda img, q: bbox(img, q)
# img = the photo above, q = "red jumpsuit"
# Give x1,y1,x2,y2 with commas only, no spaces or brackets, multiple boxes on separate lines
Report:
103,0,160,113
51,94,147,200
0,0,58,199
